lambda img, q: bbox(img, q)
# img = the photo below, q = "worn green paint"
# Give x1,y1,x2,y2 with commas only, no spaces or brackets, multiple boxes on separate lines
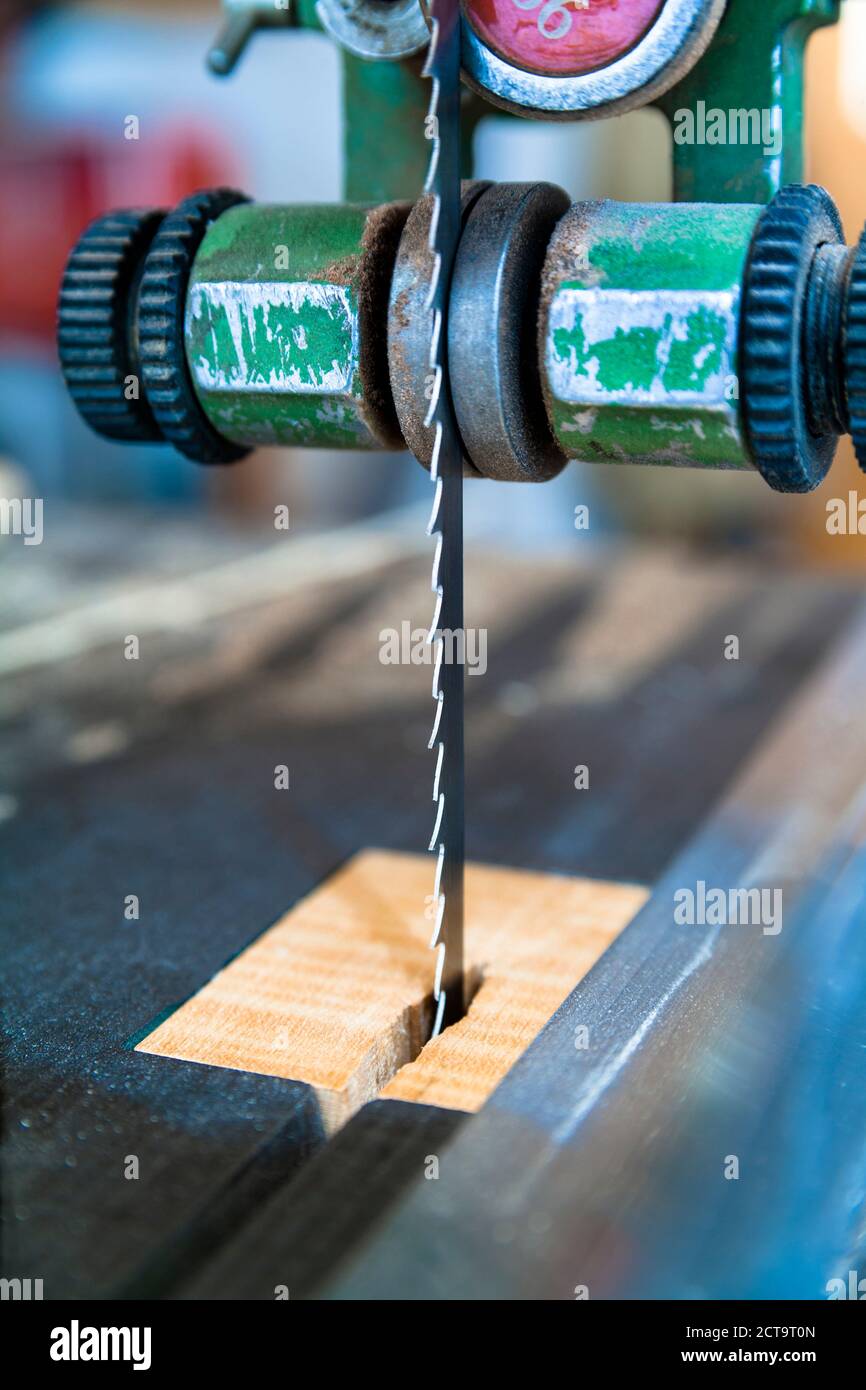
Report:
557,405,748,470
552,302,728,397
194,389,370,450
186,203,379,449
558,202,766,293
343,54,430,204
192,203,371,284
342,53,485,203
186,0,842,459
557,319,665,395
658,0,841,204
188,280,366,446
541,200,762,470
191,282,354,390
666,305,727,391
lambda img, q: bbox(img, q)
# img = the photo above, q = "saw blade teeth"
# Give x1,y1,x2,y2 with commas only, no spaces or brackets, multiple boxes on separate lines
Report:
422,0,463,1036
431,987,447,1040
428,693,444,750
429,886,445,950
430,530,443,593
426,476,443,536
426,248,442,312
426,143,441,201
428,791,445,853
431,636,444,701
424,366,441,432
427,305,442,370
425,307,439,375
433,841,445,901
421,19,440,179
427,587,443,645
422,36,439,100
433,941,446,998
432,739,444,803
428,419,443,480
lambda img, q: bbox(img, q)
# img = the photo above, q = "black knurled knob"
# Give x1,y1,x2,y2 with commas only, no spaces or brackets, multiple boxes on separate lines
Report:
844,229,866,474
740,184,842,494
137,188,251,465
57,208,166,442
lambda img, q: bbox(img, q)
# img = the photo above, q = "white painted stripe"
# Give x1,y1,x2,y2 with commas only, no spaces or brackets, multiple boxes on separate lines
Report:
187,281,357,394
547,286,738,410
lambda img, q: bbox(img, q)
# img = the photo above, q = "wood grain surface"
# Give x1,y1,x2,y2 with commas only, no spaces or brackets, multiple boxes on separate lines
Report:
137,849,647,1129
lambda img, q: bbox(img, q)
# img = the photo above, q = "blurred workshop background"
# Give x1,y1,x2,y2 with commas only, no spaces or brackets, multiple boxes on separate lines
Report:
1,0,865,565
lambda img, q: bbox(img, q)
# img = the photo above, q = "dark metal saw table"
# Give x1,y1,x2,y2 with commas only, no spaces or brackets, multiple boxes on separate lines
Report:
2,505,864,1299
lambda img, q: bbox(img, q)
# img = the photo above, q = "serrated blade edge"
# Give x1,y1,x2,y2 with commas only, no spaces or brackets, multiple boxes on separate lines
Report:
422,0,464,1037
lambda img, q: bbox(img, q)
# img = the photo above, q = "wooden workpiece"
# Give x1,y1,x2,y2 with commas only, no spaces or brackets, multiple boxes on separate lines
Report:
137,849,647,1130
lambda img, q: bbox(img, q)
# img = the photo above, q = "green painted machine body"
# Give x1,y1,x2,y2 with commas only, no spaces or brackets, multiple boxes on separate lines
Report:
268,2,837,207
342,53,485,205
331,0,838,208
539,200,762,471
658,0,840,205
180,0,839,458
186,201,408,450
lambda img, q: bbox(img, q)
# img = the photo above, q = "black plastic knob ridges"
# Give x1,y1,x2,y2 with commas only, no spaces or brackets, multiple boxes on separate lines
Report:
58,189,249,464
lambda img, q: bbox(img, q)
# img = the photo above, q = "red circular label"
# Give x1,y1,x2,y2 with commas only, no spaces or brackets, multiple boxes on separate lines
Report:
465,0,667,79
